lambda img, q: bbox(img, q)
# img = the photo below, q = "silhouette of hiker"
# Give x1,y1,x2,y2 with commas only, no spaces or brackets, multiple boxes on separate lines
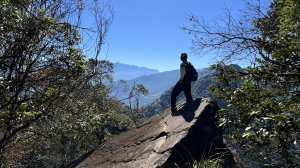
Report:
171,53,194,112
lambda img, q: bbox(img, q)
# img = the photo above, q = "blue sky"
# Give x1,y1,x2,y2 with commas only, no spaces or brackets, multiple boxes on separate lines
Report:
92,0,255,71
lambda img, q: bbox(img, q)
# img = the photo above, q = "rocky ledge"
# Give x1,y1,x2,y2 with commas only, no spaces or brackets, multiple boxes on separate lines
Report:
75,98,234,168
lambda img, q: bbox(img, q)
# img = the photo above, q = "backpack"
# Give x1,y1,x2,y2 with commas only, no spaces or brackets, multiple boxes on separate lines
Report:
185,63,198,81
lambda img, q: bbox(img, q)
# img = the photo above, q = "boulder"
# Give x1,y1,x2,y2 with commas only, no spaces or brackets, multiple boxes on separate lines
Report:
75,98,234,168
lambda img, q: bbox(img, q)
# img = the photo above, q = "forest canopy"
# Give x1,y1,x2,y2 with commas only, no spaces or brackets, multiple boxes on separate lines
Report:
0,0,147,167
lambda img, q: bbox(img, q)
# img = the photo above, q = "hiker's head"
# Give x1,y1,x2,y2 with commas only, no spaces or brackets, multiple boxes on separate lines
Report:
180,53,188,61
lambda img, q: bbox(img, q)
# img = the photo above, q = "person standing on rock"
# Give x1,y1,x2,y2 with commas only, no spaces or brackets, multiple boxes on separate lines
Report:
171,52,195,112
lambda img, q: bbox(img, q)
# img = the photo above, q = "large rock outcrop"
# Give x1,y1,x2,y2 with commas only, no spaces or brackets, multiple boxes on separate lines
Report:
75,98,233,168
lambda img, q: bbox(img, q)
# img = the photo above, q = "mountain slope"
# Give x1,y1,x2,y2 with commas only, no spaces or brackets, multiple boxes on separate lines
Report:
126,70,179,97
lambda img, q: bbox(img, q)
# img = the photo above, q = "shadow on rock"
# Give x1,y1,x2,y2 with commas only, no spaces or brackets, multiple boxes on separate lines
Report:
171,98,202,122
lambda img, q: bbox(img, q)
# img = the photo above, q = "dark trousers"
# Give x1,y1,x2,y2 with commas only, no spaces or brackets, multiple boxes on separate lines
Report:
171,80,193,108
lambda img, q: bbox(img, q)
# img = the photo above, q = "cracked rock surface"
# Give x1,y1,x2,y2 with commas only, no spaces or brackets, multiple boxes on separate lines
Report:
76,98,226,168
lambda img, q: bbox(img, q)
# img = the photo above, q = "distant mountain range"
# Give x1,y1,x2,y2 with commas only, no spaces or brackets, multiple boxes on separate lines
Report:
113,62,159,81
111,62,215,106
125,70,179,104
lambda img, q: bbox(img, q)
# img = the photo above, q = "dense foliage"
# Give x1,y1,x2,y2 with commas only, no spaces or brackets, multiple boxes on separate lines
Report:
183,0,300,167
0,0,144,167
